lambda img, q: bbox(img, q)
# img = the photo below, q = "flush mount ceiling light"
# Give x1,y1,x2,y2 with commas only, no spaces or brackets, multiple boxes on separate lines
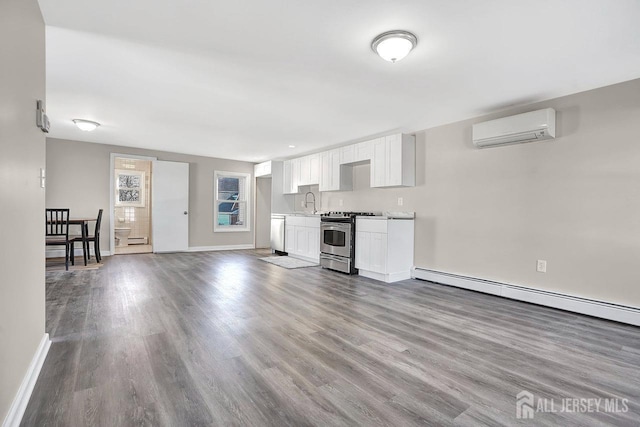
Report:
72,119,100,131
371,30,417,63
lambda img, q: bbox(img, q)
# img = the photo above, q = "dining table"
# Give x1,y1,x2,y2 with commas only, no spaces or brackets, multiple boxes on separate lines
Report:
47,217,96,266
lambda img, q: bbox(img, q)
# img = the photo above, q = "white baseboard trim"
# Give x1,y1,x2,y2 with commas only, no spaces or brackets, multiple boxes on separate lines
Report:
412,268,640,326
359,269,412,283
187,244,255,252
2,334,51,427
46,248,111,258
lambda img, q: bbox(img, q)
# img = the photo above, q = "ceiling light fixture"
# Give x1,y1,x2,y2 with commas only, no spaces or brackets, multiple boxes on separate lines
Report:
371,30,417,63
288,145,296,148
72,119,100,131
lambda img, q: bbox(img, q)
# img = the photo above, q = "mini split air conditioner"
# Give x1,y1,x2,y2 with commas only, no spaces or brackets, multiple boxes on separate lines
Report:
472,108,556,148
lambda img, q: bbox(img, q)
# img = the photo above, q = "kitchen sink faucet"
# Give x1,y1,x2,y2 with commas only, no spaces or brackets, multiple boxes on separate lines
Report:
304,192,317,214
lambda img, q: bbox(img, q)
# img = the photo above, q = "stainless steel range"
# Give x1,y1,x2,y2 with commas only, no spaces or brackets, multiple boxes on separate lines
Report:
320,211,377,274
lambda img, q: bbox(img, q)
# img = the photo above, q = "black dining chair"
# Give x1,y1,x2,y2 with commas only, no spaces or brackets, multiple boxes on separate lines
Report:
71,209,103,265
45,208,71,270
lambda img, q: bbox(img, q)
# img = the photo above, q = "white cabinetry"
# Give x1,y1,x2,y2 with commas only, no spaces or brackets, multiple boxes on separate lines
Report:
283,155,320,194
355,218,414,283
340,140,374,165
285,215,320,263
340,145,355,165
284,133,413,194
309,154,320,184
297,154,320,187
254,161,272,177
283,159,295,194
371,134,415,188
355,140,374,162
319,149,352,192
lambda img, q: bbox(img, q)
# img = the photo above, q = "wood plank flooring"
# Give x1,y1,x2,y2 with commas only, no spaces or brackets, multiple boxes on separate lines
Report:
22,250,640,426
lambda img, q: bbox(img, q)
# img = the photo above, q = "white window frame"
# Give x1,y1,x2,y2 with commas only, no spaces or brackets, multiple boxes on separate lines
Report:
214,170,251,232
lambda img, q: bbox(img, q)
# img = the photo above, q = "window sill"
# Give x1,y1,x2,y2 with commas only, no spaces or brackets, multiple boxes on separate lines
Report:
214,227,250,233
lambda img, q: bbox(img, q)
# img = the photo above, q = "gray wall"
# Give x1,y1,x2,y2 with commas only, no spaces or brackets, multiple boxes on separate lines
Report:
321,78,640,308
0,0,46,422
46,138,256,252
255,177,272,248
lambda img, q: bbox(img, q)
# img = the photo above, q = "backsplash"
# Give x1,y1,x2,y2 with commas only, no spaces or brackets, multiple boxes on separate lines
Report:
319,164,420,213
293,185,322,213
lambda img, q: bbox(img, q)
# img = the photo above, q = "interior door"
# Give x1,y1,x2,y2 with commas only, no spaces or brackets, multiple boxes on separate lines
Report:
152,160,189,252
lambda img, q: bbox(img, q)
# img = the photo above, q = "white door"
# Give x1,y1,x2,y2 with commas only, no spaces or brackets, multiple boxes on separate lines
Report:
152,160,189,252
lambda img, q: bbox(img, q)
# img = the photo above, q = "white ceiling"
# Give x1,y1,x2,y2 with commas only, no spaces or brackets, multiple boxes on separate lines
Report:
39,0,640,162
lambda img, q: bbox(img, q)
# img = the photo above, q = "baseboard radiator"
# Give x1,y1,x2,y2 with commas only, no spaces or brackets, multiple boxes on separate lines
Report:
412,267,640,327
128,237,148,245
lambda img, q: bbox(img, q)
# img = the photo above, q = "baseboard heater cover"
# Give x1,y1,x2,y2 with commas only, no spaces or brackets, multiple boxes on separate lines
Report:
412,267,640,327
128,237,148,245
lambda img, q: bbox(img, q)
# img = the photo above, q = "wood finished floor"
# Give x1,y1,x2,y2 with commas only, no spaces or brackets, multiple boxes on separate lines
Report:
23,250,640,426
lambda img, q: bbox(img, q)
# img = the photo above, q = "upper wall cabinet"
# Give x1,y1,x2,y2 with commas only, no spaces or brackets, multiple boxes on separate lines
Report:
319,149,352,192
297,154,320,187
254,161,272,177
283,133,414,194
283,154,321,194
339,139,374,165
283,159,295,194
371,134,415,188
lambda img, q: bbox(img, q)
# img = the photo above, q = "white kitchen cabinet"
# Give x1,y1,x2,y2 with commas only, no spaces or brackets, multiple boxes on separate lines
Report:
309,154,320,185
341,140,373,165
355,140,374,162
283,155,319,191
285,224,295,253
283,160,293,194
319,149,352,192
298,156,310,186
297,154,320,187
283,159,302,194
285,215,320,262
292,158,301,189
370,134,415,188
371,138,387,187
355,218,414,283
254,161,271,177
340,145,355,165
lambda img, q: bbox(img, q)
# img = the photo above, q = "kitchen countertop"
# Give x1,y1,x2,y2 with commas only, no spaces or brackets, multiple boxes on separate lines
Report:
356,211,415,220
282,212,324,217
277,211,415,219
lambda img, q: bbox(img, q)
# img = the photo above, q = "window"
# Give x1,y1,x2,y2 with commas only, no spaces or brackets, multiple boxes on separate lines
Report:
115,169,145,207
214,171,250,232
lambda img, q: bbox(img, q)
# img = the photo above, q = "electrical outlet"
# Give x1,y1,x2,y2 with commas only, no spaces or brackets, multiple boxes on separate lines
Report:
301,200,305,207
398,197,404,206
536,260,547,273
339,199,344,207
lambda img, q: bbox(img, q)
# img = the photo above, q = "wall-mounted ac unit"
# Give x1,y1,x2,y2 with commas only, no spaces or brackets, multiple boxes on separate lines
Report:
472,108,556,148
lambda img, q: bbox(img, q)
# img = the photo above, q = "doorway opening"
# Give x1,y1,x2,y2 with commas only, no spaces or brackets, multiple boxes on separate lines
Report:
113,156,153,255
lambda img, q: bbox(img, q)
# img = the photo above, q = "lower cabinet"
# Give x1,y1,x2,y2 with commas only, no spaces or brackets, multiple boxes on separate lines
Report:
285,215,320,263
355,218,414,283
